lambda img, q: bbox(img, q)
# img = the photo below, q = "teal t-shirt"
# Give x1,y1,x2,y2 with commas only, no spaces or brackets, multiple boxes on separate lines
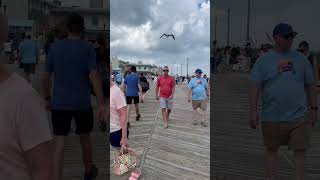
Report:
19,39,39,64
249,50,315,122
188,77,208,100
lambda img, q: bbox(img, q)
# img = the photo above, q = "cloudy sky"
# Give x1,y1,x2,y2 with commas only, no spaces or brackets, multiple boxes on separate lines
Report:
110,0,210,76
213,0,319,51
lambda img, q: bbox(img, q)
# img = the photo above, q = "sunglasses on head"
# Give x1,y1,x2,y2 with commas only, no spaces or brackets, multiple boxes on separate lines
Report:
283,33,295,40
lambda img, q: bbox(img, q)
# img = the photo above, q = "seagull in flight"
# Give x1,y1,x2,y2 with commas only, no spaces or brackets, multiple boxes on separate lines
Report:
160,33,175,40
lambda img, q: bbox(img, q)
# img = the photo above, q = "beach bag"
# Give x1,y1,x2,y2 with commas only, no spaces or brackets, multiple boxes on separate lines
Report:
113,148,138,176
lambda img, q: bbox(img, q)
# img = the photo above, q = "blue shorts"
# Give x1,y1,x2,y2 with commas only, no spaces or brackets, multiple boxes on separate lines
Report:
110,128,129,147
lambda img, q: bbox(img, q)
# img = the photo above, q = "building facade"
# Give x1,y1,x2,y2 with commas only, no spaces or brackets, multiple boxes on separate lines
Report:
2,0,59,38
61,0,106,9
49,5,108,40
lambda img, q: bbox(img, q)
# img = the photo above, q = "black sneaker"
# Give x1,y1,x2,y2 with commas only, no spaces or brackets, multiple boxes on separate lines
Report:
136,114,141,121
84,165,98,180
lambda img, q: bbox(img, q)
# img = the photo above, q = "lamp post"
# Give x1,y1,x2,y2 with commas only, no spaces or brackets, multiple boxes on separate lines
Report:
187,58,189,77
227,8,230,47
246,0,251,43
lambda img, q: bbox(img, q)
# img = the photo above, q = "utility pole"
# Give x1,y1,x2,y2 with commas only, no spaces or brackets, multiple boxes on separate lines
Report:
227,8,230,47
246,0,251,43
187,58,189,77
181,64,183,76
176,65,178,77
214,15,217,42
171,64,173,76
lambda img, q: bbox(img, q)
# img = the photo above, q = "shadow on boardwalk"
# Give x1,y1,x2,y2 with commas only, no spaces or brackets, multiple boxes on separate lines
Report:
212,73,320,180
110,83,210,180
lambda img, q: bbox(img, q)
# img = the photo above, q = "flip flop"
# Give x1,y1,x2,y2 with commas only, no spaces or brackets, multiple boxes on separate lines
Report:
128,169,141,180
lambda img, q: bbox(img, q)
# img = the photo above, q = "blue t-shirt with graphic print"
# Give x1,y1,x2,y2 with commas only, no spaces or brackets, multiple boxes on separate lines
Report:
249,50,315,122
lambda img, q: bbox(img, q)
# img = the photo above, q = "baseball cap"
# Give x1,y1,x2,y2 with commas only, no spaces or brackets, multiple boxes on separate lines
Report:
273,23,297,37
297,41,309,51
195,69,203,74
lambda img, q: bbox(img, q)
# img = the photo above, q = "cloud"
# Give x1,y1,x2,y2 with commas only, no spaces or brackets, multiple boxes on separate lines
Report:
110,0,154,27
111,0,210,75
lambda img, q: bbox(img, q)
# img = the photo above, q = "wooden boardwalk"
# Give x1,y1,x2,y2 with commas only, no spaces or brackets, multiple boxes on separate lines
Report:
212,72,320,180
110,83,210,180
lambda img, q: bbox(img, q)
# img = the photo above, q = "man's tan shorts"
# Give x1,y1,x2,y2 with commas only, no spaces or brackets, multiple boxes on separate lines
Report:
192,100,207,110
261,115,311,151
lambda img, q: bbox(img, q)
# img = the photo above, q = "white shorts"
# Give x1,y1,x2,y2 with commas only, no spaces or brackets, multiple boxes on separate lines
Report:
160,98,173,109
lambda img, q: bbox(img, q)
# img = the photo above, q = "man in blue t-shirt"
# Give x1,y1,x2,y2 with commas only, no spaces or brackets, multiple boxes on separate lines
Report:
18,34,39,83
249,23,317,180
43,14,106,180
115,72,122,86
188,69,209,127
124,66,142,127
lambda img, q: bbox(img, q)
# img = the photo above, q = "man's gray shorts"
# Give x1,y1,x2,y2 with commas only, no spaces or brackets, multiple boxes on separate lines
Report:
160,98,173,109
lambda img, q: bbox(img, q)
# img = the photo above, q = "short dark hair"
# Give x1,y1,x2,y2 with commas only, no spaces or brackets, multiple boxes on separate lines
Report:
67,13,85,33
131,66,137,72
163,66,169,69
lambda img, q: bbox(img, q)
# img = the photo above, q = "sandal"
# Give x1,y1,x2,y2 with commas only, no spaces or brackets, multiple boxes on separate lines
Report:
128,168,141,180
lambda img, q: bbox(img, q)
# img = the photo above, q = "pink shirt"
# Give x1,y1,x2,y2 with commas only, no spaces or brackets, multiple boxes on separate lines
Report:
110,84,127,133
0,73,52,180
157,76,175,98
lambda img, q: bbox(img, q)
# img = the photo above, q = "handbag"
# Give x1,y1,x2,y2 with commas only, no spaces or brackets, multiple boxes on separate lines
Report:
113,147,138,176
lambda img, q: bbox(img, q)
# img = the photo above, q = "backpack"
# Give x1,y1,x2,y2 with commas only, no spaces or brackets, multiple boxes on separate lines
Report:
140,81,149,92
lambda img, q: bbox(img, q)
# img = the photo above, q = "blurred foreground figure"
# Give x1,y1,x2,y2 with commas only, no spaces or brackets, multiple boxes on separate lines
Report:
0,13,53,180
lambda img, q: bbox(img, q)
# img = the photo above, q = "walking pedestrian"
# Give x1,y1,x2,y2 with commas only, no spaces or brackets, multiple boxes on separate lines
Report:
18,33,39,83
95,37,109,99
249,23,317,180
43,13,106,180
124,65,142,127
203,74,209,83
154,74,158,85
0,13,53,180
188,69,209,127
110,64,129,150
297,41,319,82
115,72,122,86
140,73,150,103
156,66,175,128
4,39,12,62
95,37,108,74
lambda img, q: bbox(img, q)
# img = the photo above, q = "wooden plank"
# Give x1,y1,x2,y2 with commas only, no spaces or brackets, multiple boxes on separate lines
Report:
110,83,210,179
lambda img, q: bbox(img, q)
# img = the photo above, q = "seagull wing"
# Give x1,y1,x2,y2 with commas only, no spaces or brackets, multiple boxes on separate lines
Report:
169,35,175,40
160,34,165,38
